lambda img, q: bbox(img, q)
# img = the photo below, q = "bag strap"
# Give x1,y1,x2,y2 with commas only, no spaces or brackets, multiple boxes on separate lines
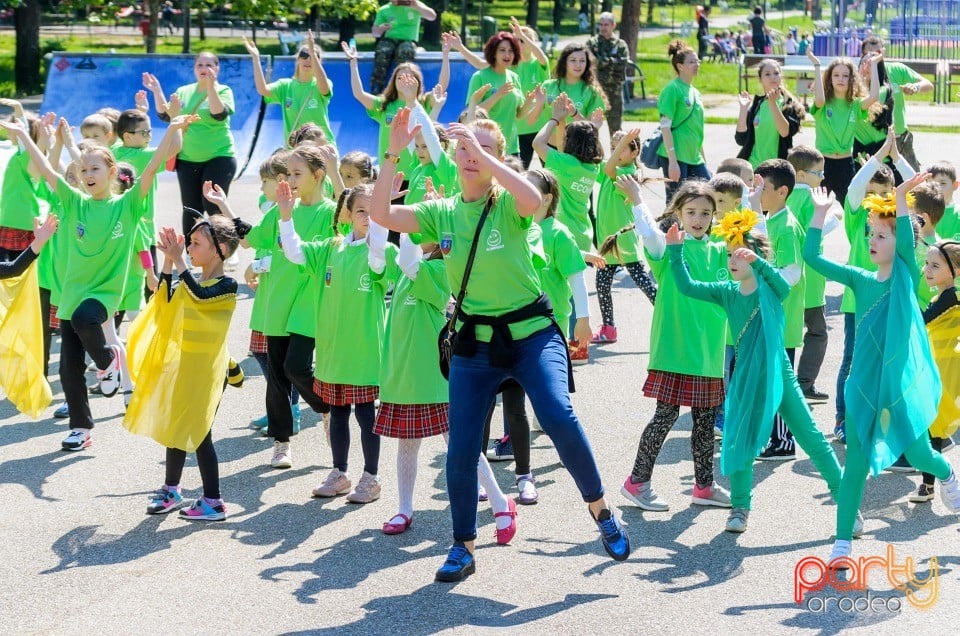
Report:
185,88,209,116
671,103,696,132
443,191,496,334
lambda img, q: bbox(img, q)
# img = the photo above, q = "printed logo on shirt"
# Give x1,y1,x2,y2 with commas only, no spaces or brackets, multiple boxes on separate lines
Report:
358,273,372,292
404,293,417,306
826,108,833,118
753,116,761,127
307,98,318,110
486,229,504,251
325,266,332,287
716,267,730,282
111,221,124,240
440,233,453,255
571,179,593,194
285,98,293,109
77,223,85,240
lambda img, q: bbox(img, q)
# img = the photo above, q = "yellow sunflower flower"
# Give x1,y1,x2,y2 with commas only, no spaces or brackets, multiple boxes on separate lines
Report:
712,208,762,246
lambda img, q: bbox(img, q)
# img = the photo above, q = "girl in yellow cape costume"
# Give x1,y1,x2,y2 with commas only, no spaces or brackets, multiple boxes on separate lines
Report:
0,216,59,418
123,215,241,521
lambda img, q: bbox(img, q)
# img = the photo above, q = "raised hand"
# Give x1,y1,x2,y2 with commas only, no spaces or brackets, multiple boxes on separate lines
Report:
242,36,260,58
737,91,752,108
32,214,59,245
495,81,516,97
615,174,644,205
167,93,183,117
397,73,419,102
202,180,228,207
0,117,26,138
387,108,421,155
276,180,296,220
469,83,492,106
157,226,185,260
341,40,358,61
897,171,930,197
588,107,605,129
142,72,161,92
665,222,685,245
390,171,409,200
442,30,464,51
0,98,24,117
431,84,447,109
168,114,200,130
806,47,820,67
134,90,149,112
733,247,758,263
811,186,835,213
446,122,484,160
748,174,764,211
423,176,446,201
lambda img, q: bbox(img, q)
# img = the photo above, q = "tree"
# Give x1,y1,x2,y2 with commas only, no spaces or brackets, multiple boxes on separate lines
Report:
646,0,655,25
621,0,640,63
13,0,42,95
526,0,539,27
313,0,380,44
143,0,161,54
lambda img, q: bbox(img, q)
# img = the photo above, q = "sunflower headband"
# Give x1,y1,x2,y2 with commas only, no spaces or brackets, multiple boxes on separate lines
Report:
862,192,914,217
711,208,762,247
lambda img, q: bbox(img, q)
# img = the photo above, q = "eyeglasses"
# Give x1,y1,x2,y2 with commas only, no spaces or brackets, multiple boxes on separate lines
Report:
806,169,825,177
298,51,311,59
131,129,152,137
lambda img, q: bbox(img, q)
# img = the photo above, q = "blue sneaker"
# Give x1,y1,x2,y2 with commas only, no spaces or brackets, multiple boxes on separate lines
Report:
292,403,301,435
179,497,227,521
146,486,184,515
250,414,268,429
486,436,514,461
593,508,631,561
834,421,846,445
434,542,476,582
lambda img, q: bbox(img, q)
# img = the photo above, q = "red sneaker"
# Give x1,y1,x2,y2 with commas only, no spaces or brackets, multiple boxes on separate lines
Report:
591,325,618,344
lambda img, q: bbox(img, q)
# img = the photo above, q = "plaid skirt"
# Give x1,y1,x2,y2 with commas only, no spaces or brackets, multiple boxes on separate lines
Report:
49,304,60,330
248,330,267,355
0,227,34,252
314,379,379,406
374,402,449,439
643,370,725,408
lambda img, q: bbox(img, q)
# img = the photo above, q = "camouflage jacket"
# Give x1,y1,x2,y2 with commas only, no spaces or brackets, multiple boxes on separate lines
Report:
587,35,628,86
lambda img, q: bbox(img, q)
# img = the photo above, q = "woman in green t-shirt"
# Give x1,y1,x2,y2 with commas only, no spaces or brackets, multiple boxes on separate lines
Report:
244,30,335,149
144,53,238,236
370,109,630,582
463,32,525,157
853,54,896,175
734,59,805,168
806,48,880,205
524,43,609,150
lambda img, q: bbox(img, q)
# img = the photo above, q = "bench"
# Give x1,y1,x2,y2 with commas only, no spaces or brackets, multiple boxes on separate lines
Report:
278,30,303,55
623,60,647,102
738,54,785,93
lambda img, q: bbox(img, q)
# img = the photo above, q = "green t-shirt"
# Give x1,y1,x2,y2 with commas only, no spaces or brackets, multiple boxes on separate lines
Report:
379,258,451,404
515,59,550,135
114,145,159,254
467,67,524,155
175,82,236,163
537,216,587,327
937,203,960,241
244,199,336,337
916,234,938,310
656,77,705,166
766,207,807,348
404,149,460,205
265,76,335,149
854,86,890,146
544,148,599,252
367,96,418,174
839,198,877,313
886,62,924,136
373,4,422,42
788,185,825,309
748,96,785,168
810,97,866,156
35,182,63,298
249,246,272,333
596,165,640,265
413,190,551,342
646,237,728,377
54,177,145,319
302,239,398,386
532,79,606,132
0,150,42,231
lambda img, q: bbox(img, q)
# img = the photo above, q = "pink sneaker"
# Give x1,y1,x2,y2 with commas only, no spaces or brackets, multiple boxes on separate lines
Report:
691,482,732,508
591,325,618,344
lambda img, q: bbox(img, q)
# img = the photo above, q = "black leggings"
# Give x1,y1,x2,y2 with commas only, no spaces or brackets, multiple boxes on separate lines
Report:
60,298,113,430
265,334,328,442
252,351,300,404
595,262,657,326
175,156,238,234
165,430,221,499
481,382,531,476
822,156,855,207
631,401,717,487
330,402,379,475
39,287,54,377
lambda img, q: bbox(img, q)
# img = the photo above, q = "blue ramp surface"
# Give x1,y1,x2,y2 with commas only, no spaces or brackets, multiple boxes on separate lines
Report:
41,53,266,172
246,53,479,171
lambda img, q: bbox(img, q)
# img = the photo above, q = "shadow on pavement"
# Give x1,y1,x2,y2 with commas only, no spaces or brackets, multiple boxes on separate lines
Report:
0,450,93,501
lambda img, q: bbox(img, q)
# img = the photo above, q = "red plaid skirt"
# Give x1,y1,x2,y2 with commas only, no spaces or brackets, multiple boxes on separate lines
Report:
314,380,379,406
49,304,60,330
374,402,449,439
0,227,34,252
643,370,725,408
248,330,267,354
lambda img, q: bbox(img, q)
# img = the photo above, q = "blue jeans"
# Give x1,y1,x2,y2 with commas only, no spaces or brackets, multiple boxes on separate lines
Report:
835,312,856,423
658,156,711,204
447,327,605,541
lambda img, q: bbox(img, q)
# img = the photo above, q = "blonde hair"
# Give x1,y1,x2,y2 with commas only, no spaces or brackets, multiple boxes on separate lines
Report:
469,118,506,158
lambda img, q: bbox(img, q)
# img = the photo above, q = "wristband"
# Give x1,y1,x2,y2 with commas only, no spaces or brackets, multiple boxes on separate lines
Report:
139,250,154,269
549,118,560,126
384,152,401,165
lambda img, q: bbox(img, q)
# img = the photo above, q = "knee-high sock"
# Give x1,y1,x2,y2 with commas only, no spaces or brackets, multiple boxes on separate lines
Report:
396,438,421,518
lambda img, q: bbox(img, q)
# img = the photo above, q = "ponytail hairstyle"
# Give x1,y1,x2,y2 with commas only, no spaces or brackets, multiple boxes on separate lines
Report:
288,123,328,148
599,223,637,261
333,182,375,237
524,168,560,217
114,161,136,194
861,54,894,132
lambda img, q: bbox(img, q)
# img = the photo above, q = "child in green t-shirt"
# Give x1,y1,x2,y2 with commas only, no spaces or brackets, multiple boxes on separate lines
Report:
754,159,807,461
594,129,657,345
339,151,377,189
404,105,460,205
912,181,946,310
0,102,45,258
929,161,960,241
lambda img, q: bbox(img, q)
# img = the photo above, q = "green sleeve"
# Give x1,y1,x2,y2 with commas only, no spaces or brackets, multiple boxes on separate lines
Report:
302,238,332,276
245,208,278,249
218,85,235,115
54,176,82,223
803,227,863,287
658,82,679,120
366,97,386,124
751,257,791,300
896,214,919,279
412,198,443,243
373,6,389,27
887,63,922,85
411,258,451,310
667,244,729,306
551,226,588,277
264,77,285,103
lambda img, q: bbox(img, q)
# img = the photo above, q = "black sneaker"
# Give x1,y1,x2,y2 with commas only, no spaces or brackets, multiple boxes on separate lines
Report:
943,437,956,453
884,455,917,474
435,543,476,582
756,445,796,461
802,386,829,403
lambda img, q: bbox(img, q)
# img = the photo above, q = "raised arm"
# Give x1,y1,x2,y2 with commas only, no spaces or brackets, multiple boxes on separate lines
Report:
243,37,272,98
512,17,549,66
443,31,488,70
138,116,195,198
275,181,307,265
767,87,791,138
619,174,667,259
860,52,881,110
142,72,169,115
666,226,727,305
305,30,332,96
807,48,825,108
604,127,640,179
533,93,574,162
413,0,437,21
370,109,424,233
803,187,858,285
437,39,452,94
0,118,60,190
735,91,752,136
342,42,377,110
746,250,791,300
896,171,928,264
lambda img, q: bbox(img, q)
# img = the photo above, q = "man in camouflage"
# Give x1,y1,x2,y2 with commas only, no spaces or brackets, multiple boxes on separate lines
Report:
587,12,629,137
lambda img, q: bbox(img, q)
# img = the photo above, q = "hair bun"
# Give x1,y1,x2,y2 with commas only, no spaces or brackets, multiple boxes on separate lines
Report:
667,39,687,57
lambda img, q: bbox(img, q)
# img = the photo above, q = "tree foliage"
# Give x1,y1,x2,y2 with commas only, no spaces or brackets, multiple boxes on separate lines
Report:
311,0,380,21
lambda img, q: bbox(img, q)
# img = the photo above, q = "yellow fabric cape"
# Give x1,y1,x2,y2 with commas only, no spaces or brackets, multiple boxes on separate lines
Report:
123,278,235,451
0,263,52,418
928,305,960,438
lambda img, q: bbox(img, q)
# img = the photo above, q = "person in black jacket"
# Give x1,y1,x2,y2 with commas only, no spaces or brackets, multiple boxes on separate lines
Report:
734,59,805,167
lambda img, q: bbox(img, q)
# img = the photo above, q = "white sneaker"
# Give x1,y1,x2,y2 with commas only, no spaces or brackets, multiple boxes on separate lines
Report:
691,482,732,508
96,345,122,397
828,540,852,570
612,266,628,282
725,508,749,533
621,477,670,511
61,429,92,451
939,469,960,512
346,471,381,503
853,511,865,538
271,441,292,469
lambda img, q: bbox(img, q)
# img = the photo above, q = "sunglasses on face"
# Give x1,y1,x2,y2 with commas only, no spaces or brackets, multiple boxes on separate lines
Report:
298,50,311,59
132,129,151,137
